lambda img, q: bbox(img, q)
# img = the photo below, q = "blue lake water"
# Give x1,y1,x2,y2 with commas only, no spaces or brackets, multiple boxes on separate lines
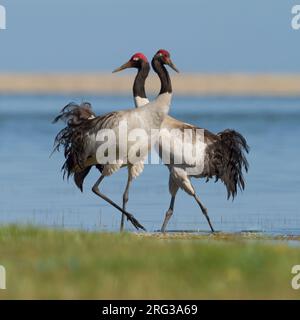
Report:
0,95,299,234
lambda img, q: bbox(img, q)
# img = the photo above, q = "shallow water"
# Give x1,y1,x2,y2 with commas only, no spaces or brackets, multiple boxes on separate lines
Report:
0,95,299,234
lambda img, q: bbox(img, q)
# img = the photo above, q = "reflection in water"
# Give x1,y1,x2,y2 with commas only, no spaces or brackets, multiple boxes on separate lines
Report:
0,95,299,234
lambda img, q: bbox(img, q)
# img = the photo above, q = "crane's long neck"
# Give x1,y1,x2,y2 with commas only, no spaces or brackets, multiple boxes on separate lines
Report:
133,62,150,108
147,58,173,115
151,58,173,95
134,57,173,132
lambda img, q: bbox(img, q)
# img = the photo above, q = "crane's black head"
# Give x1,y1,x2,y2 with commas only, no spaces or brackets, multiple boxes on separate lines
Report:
112,53,149,73
152,49,179,73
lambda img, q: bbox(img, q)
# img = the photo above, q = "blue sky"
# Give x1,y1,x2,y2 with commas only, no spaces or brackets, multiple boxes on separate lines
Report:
0,0,299,72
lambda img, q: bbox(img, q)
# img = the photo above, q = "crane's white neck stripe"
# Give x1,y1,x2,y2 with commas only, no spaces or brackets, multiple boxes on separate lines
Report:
134,96,150,108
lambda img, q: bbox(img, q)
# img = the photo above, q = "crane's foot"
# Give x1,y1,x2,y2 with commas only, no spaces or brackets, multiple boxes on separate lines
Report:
126,213,146,231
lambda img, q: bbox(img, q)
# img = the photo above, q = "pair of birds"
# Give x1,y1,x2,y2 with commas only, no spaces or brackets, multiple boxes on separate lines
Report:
53,49,249,232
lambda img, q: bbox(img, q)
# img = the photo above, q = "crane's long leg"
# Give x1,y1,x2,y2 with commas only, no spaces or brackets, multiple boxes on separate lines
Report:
161,195,176,232
193,194,215,233
161,174,179,232
92,174,145,231
169,168,215,233
120,173,133,232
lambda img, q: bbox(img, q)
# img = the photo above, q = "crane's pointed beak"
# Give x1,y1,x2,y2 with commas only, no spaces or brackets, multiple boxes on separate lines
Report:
166,58,179,73
112,61,132,73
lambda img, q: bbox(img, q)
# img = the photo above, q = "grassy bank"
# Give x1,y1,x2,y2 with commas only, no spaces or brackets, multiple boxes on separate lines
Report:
0,226,299,299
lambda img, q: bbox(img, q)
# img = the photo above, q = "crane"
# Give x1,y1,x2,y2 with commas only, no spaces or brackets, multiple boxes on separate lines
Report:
116,49,249,232
53,50,179,231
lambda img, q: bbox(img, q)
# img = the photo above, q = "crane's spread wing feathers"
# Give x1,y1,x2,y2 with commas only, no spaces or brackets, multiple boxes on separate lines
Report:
53,102,122,180
205,129,249,199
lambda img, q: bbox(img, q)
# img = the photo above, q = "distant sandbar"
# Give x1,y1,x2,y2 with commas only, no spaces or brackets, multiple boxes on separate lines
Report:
0,73,300,96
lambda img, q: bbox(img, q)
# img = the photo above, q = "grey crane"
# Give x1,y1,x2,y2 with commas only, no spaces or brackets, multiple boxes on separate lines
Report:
53,50,178,231
116,50,249,232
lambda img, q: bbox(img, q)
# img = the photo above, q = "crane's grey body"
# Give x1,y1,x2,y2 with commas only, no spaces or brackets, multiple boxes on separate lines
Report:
79,93,171,172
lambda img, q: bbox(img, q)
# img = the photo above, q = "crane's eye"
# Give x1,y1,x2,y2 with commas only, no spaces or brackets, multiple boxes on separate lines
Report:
133,57,139,61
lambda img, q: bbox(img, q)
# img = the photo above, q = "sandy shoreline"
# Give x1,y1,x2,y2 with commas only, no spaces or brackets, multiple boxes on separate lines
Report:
0,73,300,96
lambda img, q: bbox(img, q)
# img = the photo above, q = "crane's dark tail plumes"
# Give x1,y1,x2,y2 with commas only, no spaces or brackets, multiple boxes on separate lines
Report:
52,102,97,191
206,129,249,199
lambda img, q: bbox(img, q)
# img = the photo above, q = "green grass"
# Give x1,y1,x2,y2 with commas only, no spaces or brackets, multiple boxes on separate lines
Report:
0,226,300,299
